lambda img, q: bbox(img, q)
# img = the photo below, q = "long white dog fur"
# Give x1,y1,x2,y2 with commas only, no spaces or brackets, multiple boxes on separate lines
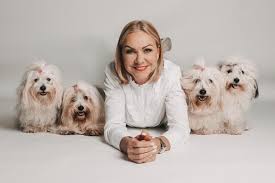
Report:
57,81,105,136
16,61,63,133
182,59,225,134
218,56,259,134
182,57,259,135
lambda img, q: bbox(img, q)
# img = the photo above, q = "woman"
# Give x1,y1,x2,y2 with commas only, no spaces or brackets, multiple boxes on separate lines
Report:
104,20,190,164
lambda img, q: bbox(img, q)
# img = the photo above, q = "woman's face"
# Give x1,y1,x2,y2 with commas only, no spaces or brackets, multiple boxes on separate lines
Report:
122,31,160,85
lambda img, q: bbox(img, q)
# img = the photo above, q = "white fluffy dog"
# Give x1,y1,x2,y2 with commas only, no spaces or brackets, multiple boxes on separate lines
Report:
181,60,225,134
58,81,105,136
218,57,259,134
16,62,63,133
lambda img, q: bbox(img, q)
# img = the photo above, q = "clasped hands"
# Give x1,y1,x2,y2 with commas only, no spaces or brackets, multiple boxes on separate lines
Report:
120,130,161,164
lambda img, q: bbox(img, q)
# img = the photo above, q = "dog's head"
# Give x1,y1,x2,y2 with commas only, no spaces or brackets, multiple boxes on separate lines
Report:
218,57,259,99
182,59,224,114
17,61,63,107
61,81,104,124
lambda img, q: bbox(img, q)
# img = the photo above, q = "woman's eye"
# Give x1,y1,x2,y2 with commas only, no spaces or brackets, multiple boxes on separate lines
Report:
34,78,39,82
47,78,51,82
227,69,232,74
125,49,134,54
84,96,88,100
144,48,152,53
241,70,245,74
209,79,213,83
194,79,200,84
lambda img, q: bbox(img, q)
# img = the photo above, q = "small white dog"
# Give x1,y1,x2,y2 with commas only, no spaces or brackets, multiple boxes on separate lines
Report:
16,61,63,133
182,60,225,134
218,57,259,134
58,81,105,136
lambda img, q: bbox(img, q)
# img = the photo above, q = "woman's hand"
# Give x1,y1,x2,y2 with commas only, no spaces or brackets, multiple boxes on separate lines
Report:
120,132,161,164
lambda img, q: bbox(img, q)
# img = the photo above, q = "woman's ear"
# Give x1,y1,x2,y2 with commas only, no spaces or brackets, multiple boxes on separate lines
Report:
161,37,172,52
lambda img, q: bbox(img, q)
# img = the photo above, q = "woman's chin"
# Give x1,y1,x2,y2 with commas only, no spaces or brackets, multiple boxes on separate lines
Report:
133,76,150,85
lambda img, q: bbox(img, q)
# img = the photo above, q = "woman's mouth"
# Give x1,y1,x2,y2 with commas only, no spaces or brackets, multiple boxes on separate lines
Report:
133,65,148,71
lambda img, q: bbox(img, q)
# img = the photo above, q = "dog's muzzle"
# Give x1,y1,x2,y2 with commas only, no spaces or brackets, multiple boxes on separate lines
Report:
74,105,87,117
229,83,240,89
76,111,85,116
39,85,48,96
196,95,209,101
39,91,48,96
230,78,241,89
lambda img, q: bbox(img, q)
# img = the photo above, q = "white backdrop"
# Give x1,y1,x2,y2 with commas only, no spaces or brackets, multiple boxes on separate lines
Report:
0,0,274,100
1,1,275,182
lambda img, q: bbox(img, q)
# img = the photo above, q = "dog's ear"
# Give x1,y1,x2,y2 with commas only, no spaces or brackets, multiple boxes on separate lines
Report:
18,71,34,107
56,83,64,108
161,37,172,52
253,79,259,99
217,62,224,71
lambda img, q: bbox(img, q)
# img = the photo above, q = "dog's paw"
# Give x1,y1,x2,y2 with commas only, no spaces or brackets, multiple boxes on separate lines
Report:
84,128,103,136
22,126,44,133
57,130,76,135
224,125,243,135
192,129,210,135
22,127,36,133
225,128,243,135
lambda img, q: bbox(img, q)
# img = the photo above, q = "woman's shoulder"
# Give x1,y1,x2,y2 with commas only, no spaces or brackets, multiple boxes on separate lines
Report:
105,61,115,75
104,61,121,88
163,59,182,79
105,62,119,80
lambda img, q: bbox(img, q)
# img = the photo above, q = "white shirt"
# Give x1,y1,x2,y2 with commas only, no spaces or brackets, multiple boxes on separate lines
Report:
104,59,190,150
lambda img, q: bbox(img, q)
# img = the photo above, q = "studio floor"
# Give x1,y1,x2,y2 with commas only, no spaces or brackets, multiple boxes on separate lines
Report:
0,97,274,183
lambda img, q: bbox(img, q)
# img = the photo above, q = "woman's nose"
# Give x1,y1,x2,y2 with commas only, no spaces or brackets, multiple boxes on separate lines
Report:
135,52,144,64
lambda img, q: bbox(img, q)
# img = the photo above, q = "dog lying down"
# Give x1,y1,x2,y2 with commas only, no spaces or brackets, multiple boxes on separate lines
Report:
57,81,105,136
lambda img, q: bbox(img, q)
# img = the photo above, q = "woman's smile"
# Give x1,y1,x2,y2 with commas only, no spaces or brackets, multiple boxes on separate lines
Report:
132,65,149,71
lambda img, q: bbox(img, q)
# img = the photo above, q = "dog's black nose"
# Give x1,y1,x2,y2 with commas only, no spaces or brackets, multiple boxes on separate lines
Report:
40,85,46,91
234,78,240,83
199,89,206,95
78,105,84,111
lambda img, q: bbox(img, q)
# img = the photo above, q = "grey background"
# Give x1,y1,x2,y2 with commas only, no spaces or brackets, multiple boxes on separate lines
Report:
0,1,275,182
0,0,274,100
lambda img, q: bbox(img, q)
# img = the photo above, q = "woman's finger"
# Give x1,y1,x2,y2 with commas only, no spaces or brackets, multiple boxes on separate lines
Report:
128,148,157,161
128,138,155,148
147,154,156,163
127,146,157,155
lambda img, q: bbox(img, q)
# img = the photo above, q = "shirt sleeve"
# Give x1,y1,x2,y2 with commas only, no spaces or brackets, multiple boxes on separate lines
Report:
103,63,130,150
162,67,190,148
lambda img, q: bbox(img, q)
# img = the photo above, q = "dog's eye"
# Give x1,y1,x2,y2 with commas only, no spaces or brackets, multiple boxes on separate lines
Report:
194,79,200,84
47,78,51,82
241,70,245,74
71,97,76,102
209,79,213,83
227,69,232,74
34,78,39,82
84,96,88,100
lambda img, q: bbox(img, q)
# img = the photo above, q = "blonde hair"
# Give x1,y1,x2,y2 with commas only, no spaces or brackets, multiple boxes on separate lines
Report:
114,20,164,84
